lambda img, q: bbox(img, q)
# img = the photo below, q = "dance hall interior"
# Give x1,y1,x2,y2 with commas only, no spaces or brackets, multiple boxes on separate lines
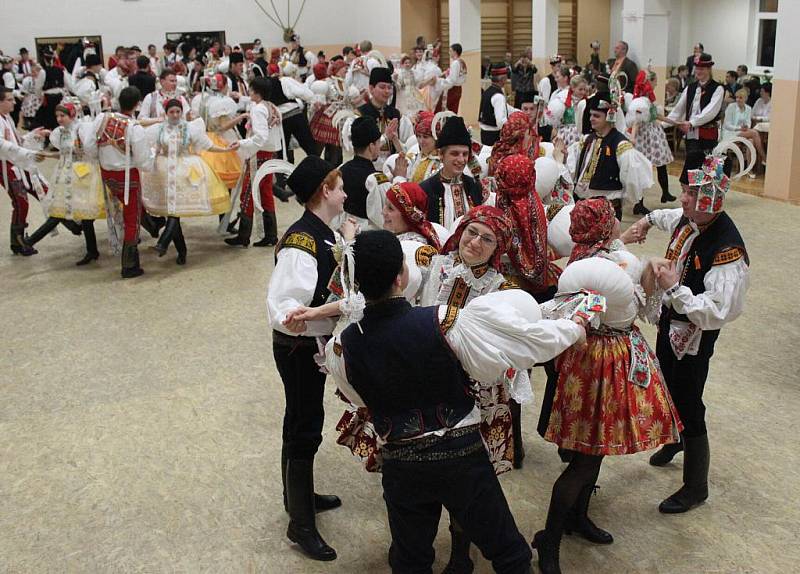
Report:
2,1,798,573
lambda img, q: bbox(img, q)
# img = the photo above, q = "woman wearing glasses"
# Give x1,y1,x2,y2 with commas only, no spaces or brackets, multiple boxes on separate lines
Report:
419,205,525,573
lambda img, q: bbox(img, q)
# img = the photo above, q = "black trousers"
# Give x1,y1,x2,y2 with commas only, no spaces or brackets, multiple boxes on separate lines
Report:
382,435,532,574
480,129,500,147
656,313,720,438
537,359,559,438
273,336,326,459
282,112,320,158
538,124,553,143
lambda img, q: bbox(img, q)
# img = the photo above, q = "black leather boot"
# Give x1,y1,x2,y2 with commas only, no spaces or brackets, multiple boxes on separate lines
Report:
564,485,613,544
510,399,525,469
61,219,83,235
285,459,337,561
11,224,37,255
531,529,561,574
611,199,623,221
281,450,341,514
173,220,187,265
76,220,99,266
25,217,60,246
441,523,474,574
226,214,239,234
140,212,163,238
121,242,144,279
649,440,683,466
273,173,294,202
659,434,710,513
153,217,180,257
253,211,278,247
224,214,252,247
633,199,651,215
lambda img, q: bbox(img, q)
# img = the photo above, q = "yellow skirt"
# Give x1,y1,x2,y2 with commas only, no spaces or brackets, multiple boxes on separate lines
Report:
47,161,106,220
201,132,242,188
141,155,230,217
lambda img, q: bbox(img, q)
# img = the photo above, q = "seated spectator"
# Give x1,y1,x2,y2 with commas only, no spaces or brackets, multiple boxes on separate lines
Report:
664,77,681,107
744,76,762,107
752,83,772,122
724,70,740,99
723,88,765,176
736,64,749,81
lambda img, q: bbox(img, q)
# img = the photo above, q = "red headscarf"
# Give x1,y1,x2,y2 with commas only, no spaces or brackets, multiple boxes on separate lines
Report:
415,111,434,138
330,59,348,76
269,48,281,64
313,62,328,80
567,198,616,264
495,154,549,290
488,111,538,176
441,205,512,270
386,182,441,249
55,102,77,119
633,70,656,102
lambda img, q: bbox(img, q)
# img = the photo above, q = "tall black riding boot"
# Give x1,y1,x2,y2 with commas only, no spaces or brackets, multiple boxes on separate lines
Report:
140,211,163,238
60,219,83,235
564,484,613,544
173,220,187,265
531,530,561,574
633,199,651,215
224,214,252,247
659,434,710,513
441,522,474,574
649,438,683,466
611,198,623,221
285,459,337,561
25,217,60,246
121,242,144,279
253,211,278,247
11,223,37,255
76,220,99,266
510,399,525,469
281,449,341,514
153,217,180,256
658,165,676,202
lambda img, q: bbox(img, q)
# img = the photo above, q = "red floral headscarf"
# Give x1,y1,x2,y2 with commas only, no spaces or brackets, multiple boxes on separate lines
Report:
568,198,616,264
386,182,441,249
313,62,328,80
441,205,512,270
415,111,434,138
330,59,348,76
633,70,656,102
495,154,549,289
488,111,539,176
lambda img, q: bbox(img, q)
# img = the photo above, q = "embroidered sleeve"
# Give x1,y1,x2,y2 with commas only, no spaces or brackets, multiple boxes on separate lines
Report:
616,140,634,156
415,244,438,267
439,304,460,334
499,276,521,291
713,247,746,266
279,232,316,257
372,172,390,185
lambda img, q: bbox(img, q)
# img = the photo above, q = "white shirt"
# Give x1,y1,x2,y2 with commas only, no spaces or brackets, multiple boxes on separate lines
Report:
267,241,338,338
324,290,584,412
345,56,380,93
0,114,36,172
238,100,282,158
537,76,553,103
277,76,314,115
442,58,466,89
751,98,771,122
138,91,189,120
667,82,725,140
648,208,750,356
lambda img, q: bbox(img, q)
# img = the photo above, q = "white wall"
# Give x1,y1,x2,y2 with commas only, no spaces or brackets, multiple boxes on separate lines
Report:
0,0,401,60
609,0,624,55
672,0,751,71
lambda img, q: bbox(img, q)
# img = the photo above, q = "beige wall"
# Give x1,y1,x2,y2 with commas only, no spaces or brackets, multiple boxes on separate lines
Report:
576,0,610,66
400,0,440,56
764,78,800,203
459,49,482,127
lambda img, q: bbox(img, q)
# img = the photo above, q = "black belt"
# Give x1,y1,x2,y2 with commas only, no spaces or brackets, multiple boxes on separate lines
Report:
382,425,483,462
272,330,318,348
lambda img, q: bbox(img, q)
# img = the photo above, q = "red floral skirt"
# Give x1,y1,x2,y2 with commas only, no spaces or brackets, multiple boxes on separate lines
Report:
544,325,682,456
310,107,341,146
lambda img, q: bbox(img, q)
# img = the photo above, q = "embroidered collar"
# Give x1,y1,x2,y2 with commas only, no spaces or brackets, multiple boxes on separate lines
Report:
440,173,462,184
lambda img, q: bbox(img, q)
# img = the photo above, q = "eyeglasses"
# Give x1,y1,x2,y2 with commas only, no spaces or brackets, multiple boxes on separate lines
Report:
463,226,496,247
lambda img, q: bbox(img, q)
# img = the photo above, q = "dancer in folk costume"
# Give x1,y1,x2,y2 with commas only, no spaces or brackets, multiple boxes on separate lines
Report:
1,86,50,256
384,111,442,184
627,69,676,205
308,59,361,166
392,54,424,118
224,77,283,248
24,102,105,265
533,198,684,574
325,230,586,574
138,68,190,121
142,99,233,264
191,72,246,191
487,111,539,176
441,43,467,113
91,86,151,278
547,74,589,148
627,148,750,514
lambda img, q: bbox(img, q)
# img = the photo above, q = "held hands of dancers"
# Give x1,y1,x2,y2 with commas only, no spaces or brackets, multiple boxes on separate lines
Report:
620,217,652,244
653,259,680,290
227,141,240,151
340,217,358,241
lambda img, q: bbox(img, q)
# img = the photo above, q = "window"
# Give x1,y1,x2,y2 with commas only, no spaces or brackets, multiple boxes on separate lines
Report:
754,0,778,69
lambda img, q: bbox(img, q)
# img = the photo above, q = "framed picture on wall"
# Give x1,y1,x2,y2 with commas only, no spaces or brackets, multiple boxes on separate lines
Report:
35,35,103,73
165,31,226,57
